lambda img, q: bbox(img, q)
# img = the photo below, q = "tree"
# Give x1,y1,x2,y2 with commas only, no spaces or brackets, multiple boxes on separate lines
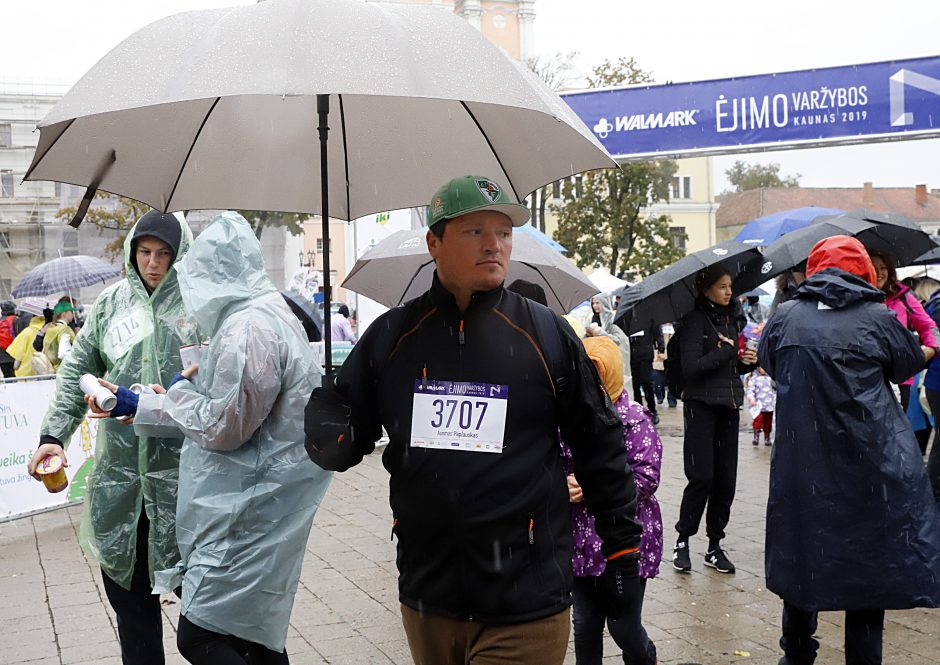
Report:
552,162,686,280
235,210,307,240
56,193,148,261
525,51,579,232
585,56,654,88
725,160,800,192
551,58,686,279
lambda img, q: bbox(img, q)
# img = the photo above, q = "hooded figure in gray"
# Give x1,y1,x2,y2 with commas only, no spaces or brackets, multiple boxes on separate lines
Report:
133,211,331,653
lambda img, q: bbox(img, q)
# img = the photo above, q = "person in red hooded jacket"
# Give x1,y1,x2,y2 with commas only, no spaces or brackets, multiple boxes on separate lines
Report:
759,236,940,665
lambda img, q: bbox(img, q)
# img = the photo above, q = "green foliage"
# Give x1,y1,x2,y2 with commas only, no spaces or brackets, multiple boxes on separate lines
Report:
236,210,308,240
56,193,148,261
586,56,654,88
725,160,801,192
551,58,685,280
552,162,686,280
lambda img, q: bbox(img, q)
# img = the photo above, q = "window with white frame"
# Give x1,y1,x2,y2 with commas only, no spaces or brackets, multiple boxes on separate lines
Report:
0,123,11,148
670,226,687,252
671,176,692,200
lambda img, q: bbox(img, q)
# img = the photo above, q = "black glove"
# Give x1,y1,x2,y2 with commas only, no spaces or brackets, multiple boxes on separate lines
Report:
597,551,641,619
304,384,362,472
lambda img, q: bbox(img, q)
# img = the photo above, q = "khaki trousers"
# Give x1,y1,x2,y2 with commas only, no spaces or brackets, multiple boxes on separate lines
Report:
401,604,570,665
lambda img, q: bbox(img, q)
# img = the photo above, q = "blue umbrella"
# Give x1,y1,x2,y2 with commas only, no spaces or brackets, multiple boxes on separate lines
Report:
12,255,121,297
513,224,566,252
734,207,844,246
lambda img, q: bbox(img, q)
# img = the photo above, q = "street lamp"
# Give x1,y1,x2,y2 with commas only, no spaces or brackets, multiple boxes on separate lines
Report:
298,249,315,267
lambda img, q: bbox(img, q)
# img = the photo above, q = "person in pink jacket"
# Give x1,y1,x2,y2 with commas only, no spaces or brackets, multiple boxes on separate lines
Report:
870,252,939,409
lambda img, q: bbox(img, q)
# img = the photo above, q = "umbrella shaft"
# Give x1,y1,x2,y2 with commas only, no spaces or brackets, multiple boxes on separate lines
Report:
318,94,333,376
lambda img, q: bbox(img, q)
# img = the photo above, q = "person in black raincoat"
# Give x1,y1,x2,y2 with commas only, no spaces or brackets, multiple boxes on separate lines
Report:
758,235,940,665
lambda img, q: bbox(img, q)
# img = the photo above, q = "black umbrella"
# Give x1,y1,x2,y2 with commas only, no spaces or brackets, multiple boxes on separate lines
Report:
615,241,765,335
280,290,323,343
909,236,940,265
760,209,937,277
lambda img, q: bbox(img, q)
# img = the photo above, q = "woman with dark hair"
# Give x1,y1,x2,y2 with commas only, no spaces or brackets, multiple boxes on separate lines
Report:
672,264,757,575
869,252,938,414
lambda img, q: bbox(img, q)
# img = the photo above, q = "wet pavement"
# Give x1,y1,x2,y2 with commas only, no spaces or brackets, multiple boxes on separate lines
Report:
1,403,938,664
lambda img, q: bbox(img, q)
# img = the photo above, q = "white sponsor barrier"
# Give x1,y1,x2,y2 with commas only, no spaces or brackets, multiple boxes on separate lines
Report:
0,376,98,521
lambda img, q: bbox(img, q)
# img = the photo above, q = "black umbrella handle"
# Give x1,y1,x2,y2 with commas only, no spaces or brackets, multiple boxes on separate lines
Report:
318,94,333,377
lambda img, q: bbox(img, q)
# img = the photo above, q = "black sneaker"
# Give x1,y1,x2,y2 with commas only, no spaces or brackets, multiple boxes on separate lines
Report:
652,413,660,425
704,547,736,574
672,541,691,572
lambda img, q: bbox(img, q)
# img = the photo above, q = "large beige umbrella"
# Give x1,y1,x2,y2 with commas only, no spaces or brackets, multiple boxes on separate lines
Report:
23,0,614,369
342,228,599,315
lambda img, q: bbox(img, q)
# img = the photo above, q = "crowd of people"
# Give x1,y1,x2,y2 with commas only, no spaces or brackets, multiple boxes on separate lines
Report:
9,172,939,665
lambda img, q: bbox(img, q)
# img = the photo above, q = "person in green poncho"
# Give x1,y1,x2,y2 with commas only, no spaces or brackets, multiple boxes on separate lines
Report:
27,211,201,665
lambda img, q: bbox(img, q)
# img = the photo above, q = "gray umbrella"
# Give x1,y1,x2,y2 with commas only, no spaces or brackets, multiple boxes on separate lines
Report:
22,0,614,371
342,229,599,315
12,255,121,298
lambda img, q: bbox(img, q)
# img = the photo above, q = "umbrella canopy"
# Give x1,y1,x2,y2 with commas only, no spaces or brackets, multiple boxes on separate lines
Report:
588,268,629,293
514,224,567,253
760,209,937,277
909,236,940,265
23,0,612,219
341,229,598,315
12,255,121,298
614,241,765,334
280,290,322,343
23,0,614,372
734,206,844,246
15,296,58,316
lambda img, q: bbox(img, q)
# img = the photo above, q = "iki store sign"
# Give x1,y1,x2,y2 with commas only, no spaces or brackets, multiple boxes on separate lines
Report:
561,55,940,160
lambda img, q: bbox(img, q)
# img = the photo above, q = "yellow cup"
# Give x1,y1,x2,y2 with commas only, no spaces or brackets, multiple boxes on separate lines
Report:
36,455,68,494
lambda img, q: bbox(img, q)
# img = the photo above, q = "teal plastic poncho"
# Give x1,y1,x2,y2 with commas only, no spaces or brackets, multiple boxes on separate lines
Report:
41,214,199,589
134,212,331,652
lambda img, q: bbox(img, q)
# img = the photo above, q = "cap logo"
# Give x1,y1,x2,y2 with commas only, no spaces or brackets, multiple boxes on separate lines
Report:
476,179,501,203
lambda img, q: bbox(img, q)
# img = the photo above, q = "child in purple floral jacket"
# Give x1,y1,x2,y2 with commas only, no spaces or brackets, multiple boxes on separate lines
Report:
562,335,663,665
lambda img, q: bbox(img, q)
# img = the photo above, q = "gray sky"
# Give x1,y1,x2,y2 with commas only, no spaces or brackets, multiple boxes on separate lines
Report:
5,0,940,193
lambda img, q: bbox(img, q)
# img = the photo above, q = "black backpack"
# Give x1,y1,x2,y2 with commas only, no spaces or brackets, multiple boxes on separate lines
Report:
663,326,684,398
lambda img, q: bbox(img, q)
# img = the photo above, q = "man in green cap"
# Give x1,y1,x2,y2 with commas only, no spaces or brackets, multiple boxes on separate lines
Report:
28,211,201,665
306,176,654,664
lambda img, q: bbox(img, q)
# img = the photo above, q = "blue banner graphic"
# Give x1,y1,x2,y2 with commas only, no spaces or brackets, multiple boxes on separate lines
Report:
561,56,940,159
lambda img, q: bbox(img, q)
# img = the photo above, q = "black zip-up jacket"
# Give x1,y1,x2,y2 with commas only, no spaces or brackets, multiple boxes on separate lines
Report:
335,274,641,623
679,297,750,408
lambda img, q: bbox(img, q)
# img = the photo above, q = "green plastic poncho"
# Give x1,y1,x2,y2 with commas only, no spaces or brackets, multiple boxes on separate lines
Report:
40,215,200,589
134,212,331,652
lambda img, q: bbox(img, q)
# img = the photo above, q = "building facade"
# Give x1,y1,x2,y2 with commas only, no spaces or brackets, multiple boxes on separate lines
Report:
541,156,719,281
365,0,534,60
716,183,940,242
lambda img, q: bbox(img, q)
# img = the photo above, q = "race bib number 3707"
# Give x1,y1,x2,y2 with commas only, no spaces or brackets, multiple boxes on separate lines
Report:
410,380,508,453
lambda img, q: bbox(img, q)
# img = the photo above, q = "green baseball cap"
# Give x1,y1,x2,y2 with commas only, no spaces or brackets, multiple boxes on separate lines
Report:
53,301,77,315
427,176,530,228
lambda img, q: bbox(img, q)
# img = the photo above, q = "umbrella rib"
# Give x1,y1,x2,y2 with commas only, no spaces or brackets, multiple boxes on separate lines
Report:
459,101,520,203
397,258,436,306
23,118,75,182
518,261,565,311
338,94,351,221
165,97,222,212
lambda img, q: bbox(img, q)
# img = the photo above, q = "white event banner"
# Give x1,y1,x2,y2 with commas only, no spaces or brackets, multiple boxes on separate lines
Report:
0,378,98,521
